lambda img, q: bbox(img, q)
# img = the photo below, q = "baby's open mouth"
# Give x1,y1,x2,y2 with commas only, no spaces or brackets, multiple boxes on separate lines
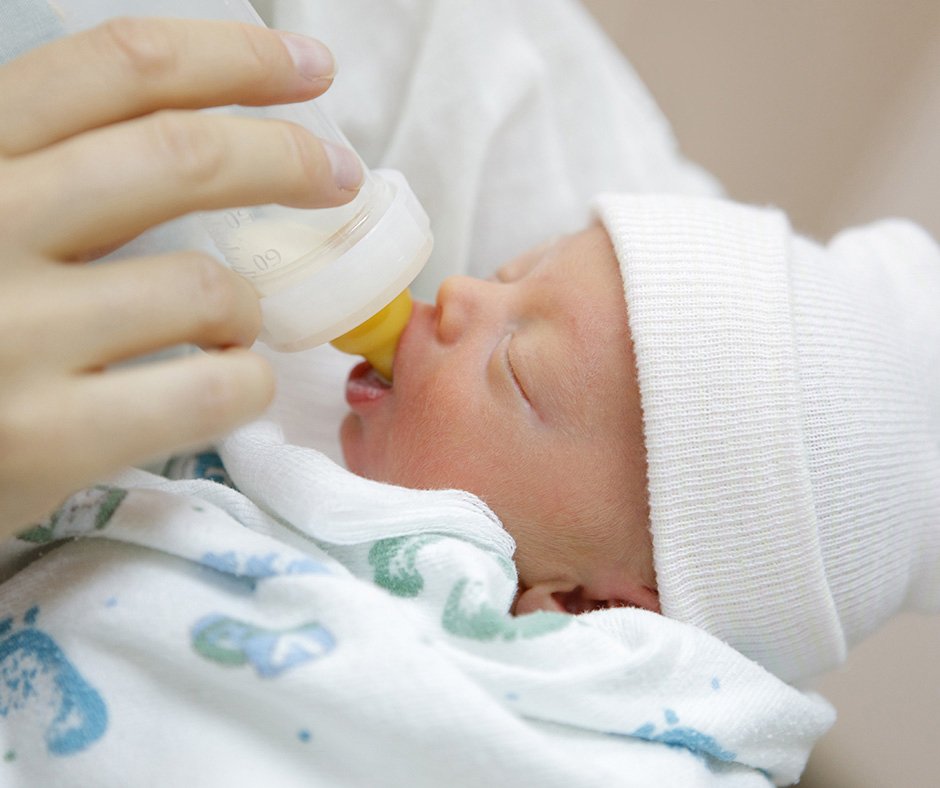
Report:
345,361,392,406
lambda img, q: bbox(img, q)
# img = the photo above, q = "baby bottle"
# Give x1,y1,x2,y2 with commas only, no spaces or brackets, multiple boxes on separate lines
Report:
46,0,431,380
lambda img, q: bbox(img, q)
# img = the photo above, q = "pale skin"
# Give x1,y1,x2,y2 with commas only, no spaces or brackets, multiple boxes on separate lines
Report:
342,225,659,615
0,18,364,537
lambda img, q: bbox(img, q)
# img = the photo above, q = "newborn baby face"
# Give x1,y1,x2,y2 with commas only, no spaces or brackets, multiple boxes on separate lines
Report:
342,225,658,614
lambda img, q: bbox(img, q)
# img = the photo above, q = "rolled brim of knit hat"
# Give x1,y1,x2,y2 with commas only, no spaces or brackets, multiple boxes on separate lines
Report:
593,193,940,684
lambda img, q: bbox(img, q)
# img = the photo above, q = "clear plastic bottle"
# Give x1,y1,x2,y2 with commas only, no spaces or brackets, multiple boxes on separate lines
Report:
47,0,432,377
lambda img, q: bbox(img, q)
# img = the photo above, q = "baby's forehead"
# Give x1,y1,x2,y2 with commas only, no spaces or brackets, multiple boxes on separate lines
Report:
503,227,615,283
542,227,622,296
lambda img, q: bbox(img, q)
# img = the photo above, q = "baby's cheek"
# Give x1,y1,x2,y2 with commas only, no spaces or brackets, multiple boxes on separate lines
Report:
385,404,491,491
382,420,464,489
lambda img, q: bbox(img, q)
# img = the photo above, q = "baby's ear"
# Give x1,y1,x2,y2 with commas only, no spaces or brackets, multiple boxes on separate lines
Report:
514,582,659,616
513,583,571,615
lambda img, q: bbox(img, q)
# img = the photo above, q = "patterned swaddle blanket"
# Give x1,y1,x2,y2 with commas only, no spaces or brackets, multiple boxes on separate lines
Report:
0,422,833,787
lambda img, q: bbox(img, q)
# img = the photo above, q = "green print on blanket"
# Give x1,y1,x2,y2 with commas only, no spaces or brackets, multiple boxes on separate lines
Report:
18,486,128,544
369,535,442,597
369,535,515,597
370,536,568,640
443,578,570,641
191,614,336,678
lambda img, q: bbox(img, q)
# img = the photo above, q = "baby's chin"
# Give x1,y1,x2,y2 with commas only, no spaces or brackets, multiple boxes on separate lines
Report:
339,413,401,484
339,413,370,478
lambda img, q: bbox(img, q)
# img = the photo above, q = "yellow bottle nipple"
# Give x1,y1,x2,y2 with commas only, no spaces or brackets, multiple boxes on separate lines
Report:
330,289,413,381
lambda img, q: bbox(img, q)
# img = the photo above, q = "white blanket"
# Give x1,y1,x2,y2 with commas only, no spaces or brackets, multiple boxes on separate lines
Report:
0,421,833,786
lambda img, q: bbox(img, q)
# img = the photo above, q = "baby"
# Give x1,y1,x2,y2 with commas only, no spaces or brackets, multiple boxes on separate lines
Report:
341,191,940,684
342,223,659,619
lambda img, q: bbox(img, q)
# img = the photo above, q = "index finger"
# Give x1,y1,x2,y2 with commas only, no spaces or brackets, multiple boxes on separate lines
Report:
0,17,335,156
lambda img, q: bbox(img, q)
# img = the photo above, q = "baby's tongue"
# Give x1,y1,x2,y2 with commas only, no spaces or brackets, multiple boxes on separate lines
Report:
365,365,392,390
346,361,392,403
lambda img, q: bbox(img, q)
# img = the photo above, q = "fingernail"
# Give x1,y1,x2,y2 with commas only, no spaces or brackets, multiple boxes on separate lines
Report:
278,32,334,82
322,140,364,192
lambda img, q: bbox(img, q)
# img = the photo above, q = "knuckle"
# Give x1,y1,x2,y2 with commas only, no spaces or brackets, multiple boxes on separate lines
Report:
0,412,21,470
0,397,40,482
189,255,242,336
0,396,83,528
236,24,284,88
149,111,226,185
0,166,22,239
242,352,276,401
197,363,243,429
197,353,273,433
280,122,321,197
98,17,178,81
0,161,45,245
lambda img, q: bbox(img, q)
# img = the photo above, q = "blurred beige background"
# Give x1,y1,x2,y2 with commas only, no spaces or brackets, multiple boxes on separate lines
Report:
579,2,939,786
581,0,940,242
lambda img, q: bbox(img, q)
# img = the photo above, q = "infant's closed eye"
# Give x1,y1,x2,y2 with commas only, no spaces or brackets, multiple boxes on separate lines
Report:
506,336,533,408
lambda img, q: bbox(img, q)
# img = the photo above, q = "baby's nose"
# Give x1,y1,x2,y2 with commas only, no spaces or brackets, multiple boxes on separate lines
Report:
434,276,494,344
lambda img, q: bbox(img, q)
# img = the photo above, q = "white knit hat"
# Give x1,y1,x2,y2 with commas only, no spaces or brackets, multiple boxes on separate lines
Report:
593,193,940,684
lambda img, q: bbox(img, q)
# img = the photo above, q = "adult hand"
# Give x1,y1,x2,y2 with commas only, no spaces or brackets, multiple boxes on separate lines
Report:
0,17,363,536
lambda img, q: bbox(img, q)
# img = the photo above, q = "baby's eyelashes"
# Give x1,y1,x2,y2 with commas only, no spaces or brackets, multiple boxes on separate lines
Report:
505,335,534,410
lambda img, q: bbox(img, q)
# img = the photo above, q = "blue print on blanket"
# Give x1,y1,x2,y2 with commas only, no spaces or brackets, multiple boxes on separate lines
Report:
186,450,232,487
629,708,736,764
18,485,127,544
0,607,107,756
191,614,335,677
163,450,236,488
200,551,331,589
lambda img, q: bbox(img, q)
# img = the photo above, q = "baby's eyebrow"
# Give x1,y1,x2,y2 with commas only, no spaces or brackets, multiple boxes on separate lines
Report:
530,302,603,434
494,261,527,282
495,242,555,282
496,255,544,282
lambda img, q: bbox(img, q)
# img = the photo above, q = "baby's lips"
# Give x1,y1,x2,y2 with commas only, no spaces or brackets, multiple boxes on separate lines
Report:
345,361,392,408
